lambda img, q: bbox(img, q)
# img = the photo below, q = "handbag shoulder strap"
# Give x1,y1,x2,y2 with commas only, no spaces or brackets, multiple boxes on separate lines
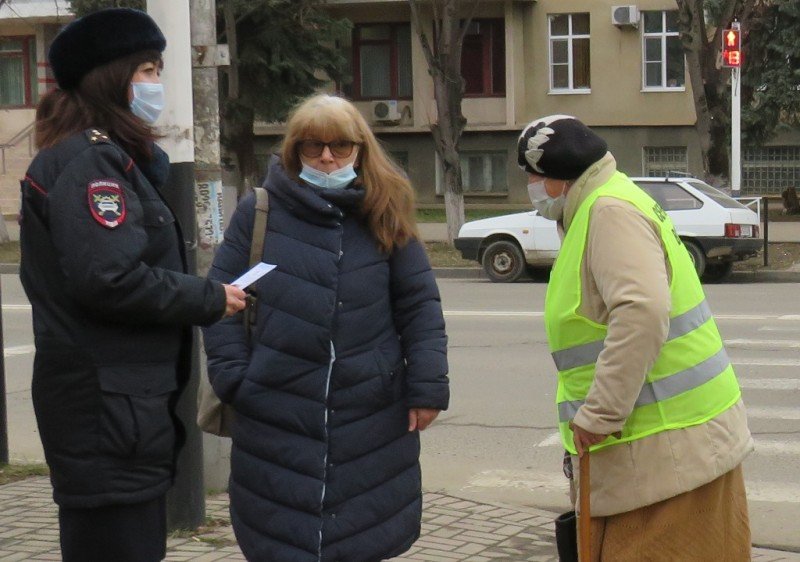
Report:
249,187,269,267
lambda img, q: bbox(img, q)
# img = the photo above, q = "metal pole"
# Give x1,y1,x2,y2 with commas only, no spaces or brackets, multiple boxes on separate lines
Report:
763,197,769,266
190,0,232,492
730,22,741,195
0,277,8,465
191,0,225,271
147,0,205,531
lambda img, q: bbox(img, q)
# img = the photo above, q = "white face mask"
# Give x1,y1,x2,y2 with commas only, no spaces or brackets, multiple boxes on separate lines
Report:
527,180,566,221
130,82,165,124
299,163,357,189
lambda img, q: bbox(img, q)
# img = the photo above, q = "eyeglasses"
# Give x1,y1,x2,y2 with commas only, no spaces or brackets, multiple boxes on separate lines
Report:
297,139,359,159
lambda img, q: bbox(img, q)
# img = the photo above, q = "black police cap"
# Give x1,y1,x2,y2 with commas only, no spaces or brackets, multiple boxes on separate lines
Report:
49,8,166,91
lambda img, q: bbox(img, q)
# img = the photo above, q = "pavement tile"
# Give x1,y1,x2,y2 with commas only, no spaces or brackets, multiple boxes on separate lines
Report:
1,476,799,561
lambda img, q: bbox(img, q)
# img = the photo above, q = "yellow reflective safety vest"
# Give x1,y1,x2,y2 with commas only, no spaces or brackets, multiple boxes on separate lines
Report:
545,172,741,454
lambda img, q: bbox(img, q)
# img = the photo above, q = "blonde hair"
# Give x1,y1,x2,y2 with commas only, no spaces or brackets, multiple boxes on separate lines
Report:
281,94,419,253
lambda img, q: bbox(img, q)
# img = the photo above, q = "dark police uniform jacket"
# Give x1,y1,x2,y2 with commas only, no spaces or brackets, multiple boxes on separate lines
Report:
19,129,226,508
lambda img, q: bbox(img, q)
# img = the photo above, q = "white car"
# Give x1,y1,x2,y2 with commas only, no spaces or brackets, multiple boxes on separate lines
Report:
454,177,762,283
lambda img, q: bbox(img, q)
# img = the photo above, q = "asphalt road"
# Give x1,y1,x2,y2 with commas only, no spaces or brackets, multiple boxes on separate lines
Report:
2,275,799,551
421,278,800,552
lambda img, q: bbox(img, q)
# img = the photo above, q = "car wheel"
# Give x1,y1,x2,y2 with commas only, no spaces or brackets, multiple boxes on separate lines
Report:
702,262,733,283
482,240,525,282
683,241,706,278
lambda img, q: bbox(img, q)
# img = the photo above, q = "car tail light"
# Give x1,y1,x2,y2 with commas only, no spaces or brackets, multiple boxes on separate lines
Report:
725,223,755,238
725,224,741,237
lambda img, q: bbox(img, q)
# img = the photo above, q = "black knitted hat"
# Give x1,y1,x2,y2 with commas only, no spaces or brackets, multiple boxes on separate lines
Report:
517,115,608,180
48,8,166,90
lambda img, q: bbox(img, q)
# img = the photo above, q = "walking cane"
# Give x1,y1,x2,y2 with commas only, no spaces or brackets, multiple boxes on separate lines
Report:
579,452,591,562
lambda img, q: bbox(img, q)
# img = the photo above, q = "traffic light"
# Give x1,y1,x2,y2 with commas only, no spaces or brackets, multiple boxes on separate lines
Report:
722,27,742,68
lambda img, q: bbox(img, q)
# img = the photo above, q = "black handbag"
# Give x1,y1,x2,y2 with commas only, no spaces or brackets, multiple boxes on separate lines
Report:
555,449,591,562
555,510,578,562
197,187,269,437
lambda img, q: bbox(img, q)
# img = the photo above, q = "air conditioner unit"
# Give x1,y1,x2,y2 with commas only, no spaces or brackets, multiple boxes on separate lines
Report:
371,100,401,123
612,5,639,27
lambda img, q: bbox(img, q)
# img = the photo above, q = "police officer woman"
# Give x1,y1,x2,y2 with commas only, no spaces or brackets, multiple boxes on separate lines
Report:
19,8,246,561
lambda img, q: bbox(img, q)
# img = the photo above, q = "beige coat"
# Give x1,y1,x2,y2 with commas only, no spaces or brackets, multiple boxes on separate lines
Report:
558,153,753,517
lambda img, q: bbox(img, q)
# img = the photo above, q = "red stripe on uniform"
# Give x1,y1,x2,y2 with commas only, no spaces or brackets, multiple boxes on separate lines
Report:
125,159,135,172
25,176,47,195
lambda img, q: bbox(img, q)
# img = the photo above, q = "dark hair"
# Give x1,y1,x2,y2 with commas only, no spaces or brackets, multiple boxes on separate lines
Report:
35,50,162,163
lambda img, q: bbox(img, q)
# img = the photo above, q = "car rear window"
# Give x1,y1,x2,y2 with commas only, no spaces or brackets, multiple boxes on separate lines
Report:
682,179,750,209
635,181,702,211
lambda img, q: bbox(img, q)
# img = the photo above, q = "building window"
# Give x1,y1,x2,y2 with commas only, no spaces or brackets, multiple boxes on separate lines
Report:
643,146,688,177
642,11,684,89
462,19,505,97
343,23,412,100
743,146,800,195
0,36,35,107
437,151,508,194
548,13,590,92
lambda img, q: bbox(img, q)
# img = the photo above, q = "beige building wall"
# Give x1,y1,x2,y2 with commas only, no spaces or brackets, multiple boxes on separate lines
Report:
523,0,696,127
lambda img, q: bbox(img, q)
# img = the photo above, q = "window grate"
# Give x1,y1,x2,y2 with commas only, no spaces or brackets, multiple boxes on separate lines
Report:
643,146,688,177
742,146,800,195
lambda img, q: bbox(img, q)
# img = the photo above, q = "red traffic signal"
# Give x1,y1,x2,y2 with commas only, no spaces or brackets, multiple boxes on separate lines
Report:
722,28,741,68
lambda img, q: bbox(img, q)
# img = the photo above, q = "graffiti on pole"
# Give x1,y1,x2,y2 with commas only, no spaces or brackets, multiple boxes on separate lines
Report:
195,179,224,247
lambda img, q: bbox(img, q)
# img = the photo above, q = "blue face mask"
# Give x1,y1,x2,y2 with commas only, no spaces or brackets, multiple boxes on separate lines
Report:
299,163,357,189
130,82,165,124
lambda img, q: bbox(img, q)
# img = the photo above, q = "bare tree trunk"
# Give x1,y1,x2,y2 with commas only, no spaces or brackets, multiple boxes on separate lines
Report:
677,0,758,183
409,0,477,243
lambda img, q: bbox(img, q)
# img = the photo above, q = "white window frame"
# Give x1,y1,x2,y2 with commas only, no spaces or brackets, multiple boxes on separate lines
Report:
641,11,685,91
548,13,591,95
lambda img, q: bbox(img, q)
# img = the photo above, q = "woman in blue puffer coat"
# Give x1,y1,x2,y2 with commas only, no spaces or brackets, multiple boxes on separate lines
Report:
203,94,450,561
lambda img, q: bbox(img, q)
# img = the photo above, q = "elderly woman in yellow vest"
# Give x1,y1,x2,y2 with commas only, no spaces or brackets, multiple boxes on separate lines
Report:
518,115,753,561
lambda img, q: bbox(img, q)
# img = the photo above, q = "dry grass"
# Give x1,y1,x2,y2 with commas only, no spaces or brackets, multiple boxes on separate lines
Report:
0,241,19,263
735,242,800,271
0,463,49,486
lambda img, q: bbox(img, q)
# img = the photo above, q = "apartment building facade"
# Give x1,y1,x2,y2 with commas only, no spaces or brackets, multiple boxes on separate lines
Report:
254,0,798,204
0,0,69,214
2,0,797,216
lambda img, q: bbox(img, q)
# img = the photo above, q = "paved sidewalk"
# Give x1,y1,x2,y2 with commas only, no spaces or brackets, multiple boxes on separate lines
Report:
1,477,799,561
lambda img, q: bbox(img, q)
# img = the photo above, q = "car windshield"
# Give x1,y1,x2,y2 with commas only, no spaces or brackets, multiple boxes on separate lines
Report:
683,179,750,209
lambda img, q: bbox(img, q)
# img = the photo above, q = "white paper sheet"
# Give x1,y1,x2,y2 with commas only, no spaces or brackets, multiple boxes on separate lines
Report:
231,262,277,289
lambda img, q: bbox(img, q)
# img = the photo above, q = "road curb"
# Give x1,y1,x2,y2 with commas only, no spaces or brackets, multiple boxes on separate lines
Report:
3,263,798,283
434,266,800,283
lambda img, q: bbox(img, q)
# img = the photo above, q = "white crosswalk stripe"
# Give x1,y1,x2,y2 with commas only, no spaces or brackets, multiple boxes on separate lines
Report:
747,406,800,420
466,469,800,505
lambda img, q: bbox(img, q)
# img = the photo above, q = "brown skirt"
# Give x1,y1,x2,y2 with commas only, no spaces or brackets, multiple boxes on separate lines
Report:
586,465,751,562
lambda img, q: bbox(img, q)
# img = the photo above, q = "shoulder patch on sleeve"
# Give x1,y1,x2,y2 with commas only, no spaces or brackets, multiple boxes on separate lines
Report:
88,179,127,229
85,128,111,144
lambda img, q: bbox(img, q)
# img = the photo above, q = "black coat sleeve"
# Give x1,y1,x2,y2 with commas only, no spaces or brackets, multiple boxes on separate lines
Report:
389,237,449,410
47,144,226,326
202,193,257,403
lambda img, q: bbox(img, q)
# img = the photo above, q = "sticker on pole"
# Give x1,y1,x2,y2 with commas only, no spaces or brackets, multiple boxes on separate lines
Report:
88,179,127,229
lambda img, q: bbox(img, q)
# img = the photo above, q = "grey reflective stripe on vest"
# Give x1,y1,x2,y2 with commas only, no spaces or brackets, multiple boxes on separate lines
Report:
557,346,731,422
551,299,713,371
